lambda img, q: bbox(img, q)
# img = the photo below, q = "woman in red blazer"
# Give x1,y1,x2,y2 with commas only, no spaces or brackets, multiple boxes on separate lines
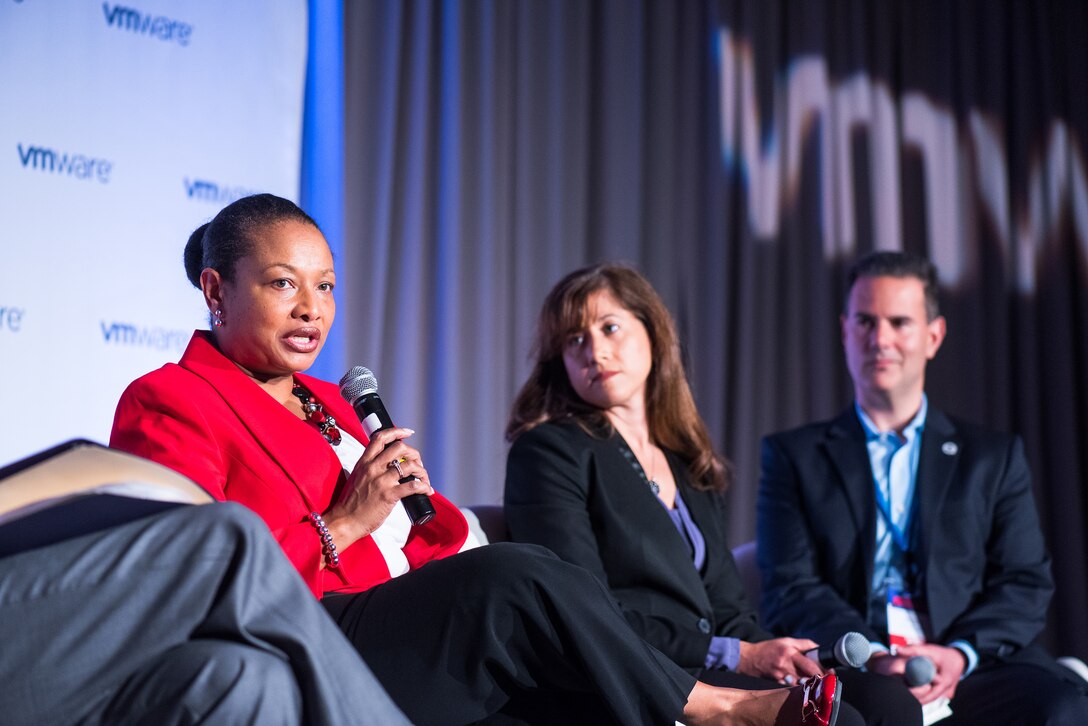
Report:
111,193,838,726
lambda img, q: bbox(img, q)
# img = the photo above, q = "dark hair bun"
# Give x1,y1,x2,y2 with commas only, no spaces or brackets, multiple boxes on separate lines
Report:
184,223,210,288
183,194,319,290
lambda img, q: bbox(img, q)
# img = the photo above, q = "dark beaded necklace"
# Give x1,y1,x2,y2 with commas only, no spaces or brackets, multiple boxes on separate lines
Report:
616,437,661,494
292,383,342,446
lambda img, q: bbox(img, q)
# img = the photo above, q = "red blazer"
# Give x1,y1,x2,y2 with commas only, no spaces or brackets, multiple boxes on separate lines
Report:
110,331,469,597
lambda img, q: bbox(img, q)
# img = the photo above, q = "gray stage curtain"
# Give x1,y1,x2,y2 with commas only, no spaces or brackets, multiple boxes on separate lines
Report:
341,0,1088,658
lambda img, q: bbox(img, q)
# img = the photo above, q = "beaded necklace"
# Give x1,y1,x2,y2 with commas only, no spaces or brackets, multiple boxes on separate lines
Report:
292,383,342,446
616,437,661,494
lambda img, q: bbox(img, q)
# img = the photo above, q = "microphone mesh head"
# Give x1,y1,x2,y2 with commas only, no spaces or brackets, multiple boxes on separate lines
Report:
836,631,871,668
904,655,936,687
339,365,378,404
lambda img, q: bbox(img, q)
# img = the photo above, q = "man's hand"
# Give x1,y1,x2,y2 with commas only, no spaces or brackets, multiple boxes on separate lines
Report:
868,645,966,704
737,638,824,682
895,643,966,704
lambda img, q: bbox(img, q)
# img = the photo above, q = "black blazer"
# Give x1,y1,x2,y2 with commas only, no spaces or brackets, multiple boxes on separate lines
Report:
505,421,768,671
756,405,1053,659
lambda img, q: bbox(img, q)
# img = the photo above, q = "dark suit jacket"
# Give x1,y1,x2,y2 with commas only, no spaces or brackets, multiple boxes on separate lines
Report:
756,405,1053,660
505,421,768,671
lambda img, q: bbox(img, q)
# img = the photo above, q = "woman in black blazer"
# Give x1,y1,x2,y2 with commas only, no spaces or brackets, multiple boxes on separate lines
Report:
504,264,915,726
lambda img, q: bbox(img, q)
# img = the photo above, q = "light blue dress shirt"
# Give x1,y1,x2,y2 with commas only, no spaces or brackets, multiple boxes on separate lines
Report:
856,397,978,676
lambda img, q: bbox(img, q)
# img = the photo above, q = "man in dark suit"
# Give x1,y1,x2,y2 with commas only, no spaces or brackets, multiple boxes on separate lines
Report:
757,251,1088,724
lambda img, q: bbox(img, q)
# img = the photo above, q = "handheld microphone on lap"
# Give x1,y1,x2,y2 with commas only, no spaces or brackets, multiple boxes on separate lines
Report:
805,631,870,669
339,366,436,527
903,655,936,687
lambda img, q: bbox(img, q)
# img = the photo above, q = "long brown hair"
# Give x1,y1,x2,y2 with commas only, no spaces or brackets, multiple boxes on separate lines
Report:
506,263,730,491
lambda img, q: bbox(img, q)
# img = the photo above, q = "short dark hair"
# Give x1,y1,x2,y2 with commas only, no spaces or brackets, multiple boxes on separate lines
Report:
183,193,319,288
845,251,940,320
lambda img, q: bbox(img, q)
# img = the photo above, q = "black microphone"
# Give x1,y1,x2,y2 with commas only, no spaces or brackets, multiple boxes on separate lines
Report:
805,631,870,669
338,366,436,526
903,655,936,687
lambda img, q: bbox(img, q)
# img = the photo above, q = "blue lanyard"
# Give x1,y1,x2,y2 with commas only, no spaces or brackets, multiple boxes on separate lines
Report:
856,399,926,560
872,447,915,554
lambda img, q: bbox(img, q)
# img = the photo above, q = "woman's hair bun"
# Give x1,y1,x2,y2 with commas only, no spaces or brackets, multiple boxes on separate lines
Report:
183,222,210,288
182,194,319,290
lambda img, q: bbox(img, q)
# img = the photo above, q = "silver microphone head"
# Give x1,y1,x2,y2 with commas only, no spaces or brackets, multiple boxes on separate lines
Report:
339,365,378,404
835,632,871,668
904,655,936,687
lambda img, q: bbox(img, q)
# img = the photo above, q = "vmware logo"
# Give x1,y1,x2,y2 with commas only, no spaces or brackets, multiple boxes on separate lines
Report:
0,305,24,333
184,178,260,204
17,143,112,183
102,3,192,46
100,321,189,352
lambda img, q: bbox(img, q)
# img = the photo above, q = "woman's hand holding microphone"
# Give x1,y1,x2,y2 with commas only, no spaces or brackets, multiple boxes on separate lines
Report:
322,427,433,553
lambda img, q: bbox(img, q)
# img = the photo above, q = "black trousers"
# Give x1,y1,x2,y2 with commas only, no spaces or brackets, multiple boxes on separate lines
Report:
0,503,409,725
704,653,1088,725
945,651,1088,726
323,542,697,725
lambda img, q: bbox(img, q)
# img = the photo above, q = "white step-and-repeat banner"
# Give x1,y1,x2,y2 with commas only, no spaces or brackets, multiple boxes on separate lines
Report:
0,1,308,466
